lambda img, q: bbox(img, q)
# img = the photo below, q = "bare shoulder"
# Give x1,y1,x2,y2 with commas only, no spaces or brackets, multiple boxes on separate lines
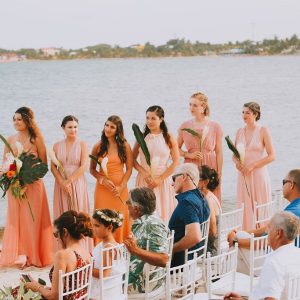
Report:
80,140,88,148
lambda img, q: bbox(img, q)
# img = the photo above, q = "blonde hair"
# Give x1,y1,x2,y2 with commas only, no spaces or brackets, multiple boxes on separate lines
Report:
190,92,210,116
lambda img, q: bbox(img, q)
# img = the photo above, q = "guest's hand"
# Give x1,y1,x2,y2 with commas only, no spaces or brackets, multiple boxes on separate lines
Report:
227,230,237,247
223,291,243,299
124,233,139,255
21,275,39,292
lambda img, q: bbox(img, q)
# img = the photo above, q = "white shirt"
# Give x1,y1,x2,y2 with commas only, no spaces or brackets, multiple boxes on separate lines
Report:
250,243,300,300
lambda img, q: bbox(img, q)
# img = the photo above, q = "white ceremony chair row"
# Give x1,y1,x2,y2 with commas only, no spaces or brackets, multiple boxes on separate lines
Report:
253,200,277,228
217,204,244,255
286,272,300,300
128,230,174,300
58,258,93,300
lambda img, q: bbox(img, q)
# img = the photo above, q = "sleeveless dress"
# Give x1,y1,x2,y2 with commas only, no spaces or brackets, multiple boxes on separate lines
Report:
53,139,92,251
178,119,223,201
0,138,53,267
135,133,175,222
94,153,130,243
235,125,272,230
90,242,126,299
206,191,222,256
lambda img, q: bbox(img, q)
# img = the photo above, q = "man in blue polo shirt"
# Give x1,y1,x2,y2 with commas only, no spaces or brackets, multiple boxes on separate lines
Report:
169,163,210,267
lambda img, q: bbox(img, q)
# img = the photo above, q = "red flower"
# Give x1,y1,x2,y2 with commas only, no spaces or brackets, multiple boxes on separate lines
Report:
9,163,16,171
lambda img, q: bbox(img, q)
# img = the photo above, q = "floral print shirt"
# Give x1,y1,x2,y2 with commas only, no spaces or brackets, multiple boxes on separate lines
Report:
128,213,169,294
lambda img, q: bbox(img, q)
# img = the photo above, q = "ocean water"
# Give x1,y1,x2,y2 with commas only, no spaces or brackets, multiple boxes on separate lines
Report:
0,56,300,226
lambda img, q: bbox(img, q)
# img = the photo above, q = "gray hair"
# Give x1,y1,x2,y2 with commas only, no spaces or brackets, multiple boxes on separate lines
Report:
173,163,199,186
270,211,300,241
129,187,156,215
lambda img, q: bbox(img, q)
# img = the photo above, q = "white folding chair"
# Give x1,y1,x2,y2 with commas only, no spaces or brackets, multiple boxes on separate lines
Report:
128,231,174,299
58,258,93,300
295,234,300,248
217,204,244,254
286,272,300,300
194,244,238,300
166,256,197,300
273,189,289,212
253,200,277,228
184,219,210,286
96,243,130,300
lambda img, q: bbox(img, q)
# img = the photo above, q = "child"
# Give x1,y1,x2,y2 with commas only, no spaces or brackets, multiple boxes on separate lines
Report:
91,209,125,299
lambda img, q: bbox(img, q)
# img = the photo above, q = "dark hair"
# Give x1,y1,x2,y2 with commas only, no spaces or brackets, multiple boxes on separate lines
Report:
61,115,79,128
14,107,41,144
92,209,123,232
288,169,300,192
199,165,219,192
130,187,156,215
244,102,261,121
97,115,127,163
54,210,93,240
144,106,171,148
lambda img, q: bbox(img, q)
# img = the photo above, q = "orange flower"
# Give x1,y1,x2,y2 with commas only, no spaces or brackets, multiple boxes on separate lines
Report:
6,170,16,179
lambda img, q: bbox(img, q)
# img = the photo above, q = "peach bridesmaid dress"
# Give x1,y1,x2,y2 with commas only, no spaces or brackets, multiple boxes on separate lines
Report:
235,125,272,230
0,139,53,267
53,139,92,251
178,119,223,201
135,133,176,222
94,153,130,243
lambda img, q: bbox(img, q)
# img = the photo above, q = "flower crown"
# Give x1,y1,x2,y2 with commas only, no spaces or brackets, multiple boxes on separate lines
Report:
95,210,123,227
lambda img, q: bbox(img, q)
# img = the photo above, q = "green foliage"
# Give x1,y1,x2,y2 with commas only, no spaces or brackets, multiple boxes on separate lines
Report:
181,128,200,139
18,153,48,185
225,135,240,160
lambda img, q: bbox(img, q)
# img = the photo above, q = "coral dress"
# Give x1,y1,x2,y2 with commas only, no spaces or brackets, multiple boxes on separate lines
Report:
235,125,272,230
178,119,223,201
135,133,175,222
94,153,130,243
0,140,53,267
53,139,92,251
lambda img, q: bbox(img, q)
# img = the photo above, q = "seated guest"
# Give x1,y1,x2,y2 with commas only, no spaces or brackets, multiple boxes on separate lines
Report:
198,165,222,256
224,211,300,300
169,163,210,267
23,210,93,299
124,187,169,294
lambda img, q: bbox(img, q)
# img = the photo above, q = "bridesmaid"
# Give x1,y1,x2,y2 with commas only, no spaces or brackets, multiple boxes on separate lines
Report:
234,102,275,230
0,107,53,268
178,92,223,201
51,115,92,251
133,105,179,222
90,115,133,243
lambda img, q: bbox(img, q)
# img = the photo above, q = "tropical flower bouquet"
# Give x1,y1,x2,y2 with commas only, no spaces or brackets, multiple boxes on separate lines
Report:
0,134,48,221
181,125,209,165
0,281,42,300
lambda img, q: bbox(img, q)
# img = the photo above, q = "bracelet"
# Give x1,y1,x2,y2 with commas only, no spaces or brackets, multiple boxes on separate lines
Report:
183,151,187,158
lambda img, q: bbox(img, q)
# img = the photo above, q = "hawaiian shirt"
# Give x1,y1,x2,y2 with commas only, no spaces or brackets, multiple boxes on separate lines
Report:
128,213,169,294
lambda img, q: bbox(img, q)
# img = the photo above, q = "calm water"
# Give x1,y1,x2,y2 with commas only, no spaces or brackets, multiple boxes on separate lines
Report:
0,56,300,226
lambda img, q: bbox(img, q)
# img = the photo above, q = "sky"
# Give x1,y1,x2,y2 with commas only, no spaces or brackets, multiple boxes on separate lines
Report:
1,0,300,50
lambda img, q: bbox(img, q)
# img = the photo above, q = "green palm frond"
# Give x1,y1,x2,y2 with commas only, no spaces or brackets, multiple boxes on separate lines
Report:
132,123,151,167
225,135,240,160
0,134,14,154
89,154,100,165
181,128,201,139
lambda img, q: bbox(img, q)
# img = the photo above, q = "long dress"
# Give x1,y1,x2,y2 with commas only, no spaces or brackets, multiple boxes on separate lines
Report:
0,139,53,267
235,125,272,230
178,119,223,201
94,153,130,243
53,139,92,251
135,133,175,222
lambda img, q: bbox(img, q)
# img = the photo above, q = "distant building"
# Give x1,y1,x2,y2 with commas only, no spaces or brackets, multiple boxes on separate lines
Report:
219,48,244,55
0,53,22,62
41,47,61,56
130,44,145,52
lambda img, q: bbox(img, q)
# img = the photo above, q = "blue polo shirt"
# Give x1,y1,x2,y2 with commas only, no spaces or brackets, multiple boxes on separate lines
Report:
168,188,210,267
284,198,300,218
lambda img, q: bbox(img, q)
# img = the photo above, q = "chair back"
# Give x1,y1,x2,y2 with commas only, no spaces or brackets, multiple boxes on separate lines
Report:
185,218,210,263
249,233,272,290
218,205,244,254
166,256,197,300
295,234,300,248
98,243,130,299
273,189,289,212
286,272,300,300
205,244,238,297
167,230,175,263
58,258,93,300
253,201,277,228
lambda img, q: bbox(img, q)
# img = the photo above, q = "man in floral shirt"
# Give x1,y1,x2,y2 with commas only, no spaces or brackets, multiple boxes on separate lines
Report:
124,187,170,294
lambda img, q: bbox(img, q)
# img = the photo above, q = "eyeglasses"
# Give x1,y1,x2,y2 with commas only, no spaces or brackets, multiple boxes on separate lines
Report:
53,231,60,238
282,179,294,186
172,173,184,182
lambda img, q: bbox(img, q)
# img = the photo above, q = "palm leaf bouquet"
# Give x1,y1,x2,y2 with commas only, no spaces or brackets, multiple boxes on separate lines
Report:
0,281,42,300
0,134,48,221
181,126,209,165
225,136,251,204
